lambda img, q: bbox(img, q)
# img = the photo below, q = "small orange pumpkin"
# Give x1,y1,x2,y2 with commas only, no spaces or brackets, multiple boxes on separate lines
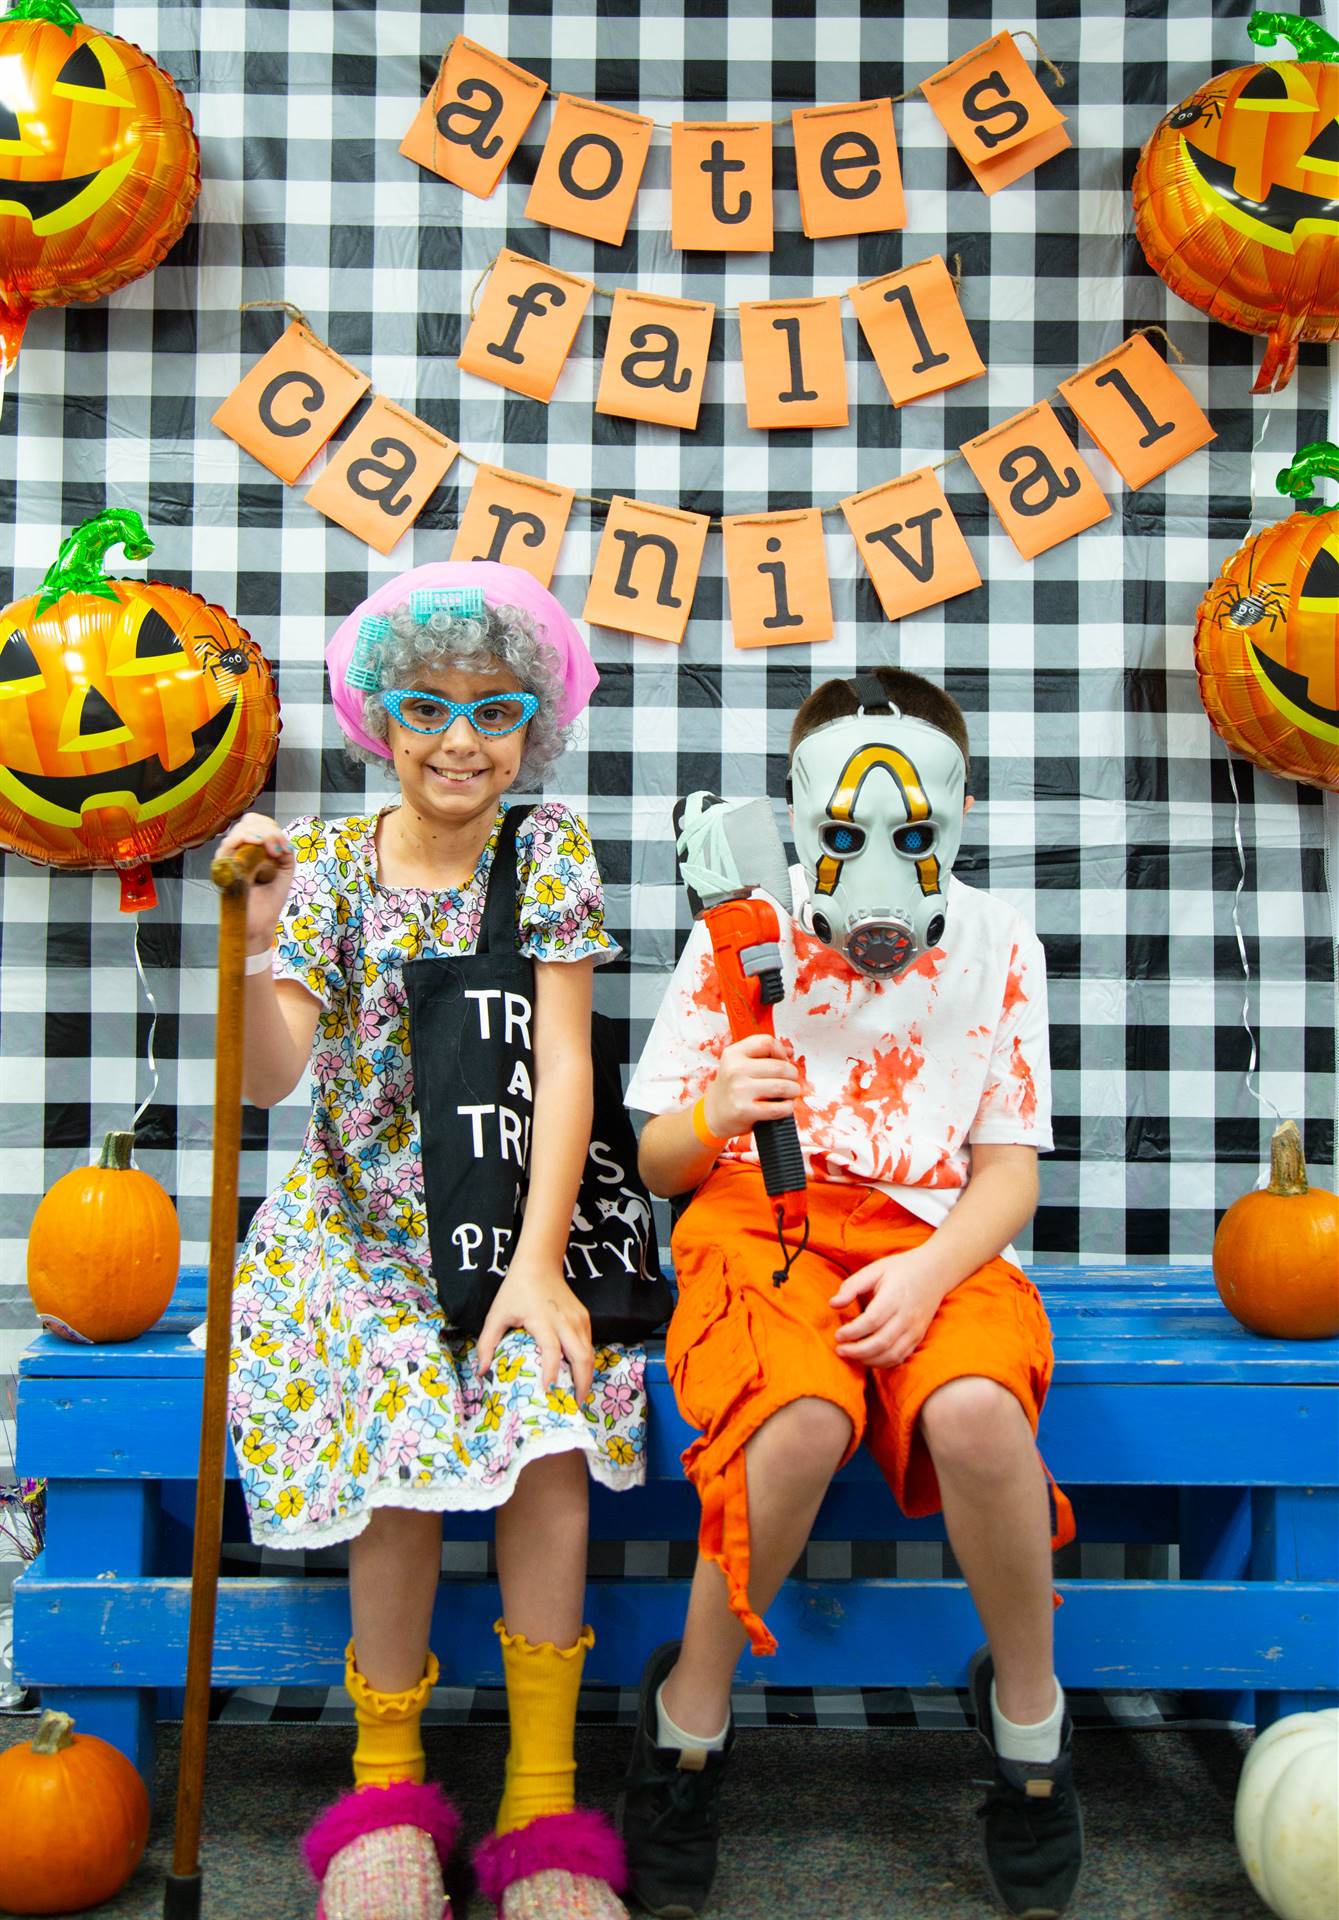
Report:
1132,12,1339,392
1193,442,1339,791
0,1709,150,1914
0,507,281,909
1213,1120,1339,1339
27,1128,179,1341
0,0,200,369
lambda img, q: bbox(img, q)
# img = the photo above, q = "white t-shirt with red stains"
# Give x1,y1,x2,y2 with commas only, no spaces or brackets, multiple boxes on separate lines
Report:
625,868,1053,1231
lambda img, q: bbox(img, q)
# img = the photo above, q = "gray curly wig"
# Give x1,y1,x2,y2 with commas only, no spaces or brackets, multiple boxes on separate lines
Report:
349,600,573,788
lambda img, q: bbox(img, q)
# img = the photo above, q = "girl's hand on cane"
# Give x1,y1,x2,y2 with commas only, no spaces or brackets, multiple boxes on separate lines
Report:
475,1265,595,1405
218,813,296,947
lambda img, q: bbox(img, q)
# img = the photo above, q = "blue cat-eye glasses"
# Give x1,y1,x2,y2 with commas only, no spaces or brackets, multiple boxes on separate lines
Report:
379,689,539,738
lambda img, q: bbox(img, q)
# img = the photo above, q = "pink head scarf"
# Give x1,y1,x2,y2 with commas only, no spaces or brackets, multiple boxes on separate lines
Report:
325,561,599,760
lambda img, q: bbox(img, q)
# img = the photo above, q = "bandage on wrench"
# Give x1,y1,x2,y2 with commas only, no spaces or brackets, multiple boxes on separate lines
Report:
673,792,808,1282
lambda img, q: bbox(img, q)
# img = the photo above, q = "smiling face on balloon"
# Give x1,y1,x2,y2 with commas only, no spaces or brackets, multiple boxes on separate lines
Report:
0,13,143,237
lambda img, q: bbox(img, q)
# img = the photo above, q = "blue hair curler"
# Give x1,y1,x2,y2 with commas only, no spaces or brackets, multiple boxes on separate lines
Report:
410,586,486,623
345,613,389,692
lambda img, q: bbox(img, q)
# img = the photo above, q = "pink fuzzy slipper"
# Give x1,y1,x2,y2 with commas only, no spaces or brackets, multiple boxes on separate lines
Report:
304,1781,462,1920
474,1809,628,1919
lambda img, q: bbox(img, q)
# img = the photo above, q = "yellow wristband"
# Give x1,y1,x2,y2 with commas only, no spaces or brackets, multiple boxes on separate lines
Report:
691,1097,729,1150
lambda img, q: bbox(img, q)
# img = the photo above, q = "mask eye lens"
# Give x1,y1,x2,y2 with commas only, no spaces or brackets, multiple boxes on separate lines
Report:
820,821,866,857
892,821,937,857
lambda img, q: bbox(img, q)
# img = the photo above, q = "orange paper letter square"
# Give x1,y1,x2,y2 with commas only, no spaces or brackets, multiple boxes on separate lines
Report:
584,496,710,644
738,297,848,430
921,33,1066,170
722,509,833,649
400,36,547,198
525,95,653,245
671,121,774,252
457,251,593,402
1058,335,1216,490
849,256,984,407
791,99,905,239
211,322,370,485
596,290,716,430
840,469,981,621
304,398,459,556
451,465,574,586
959,402,1111,560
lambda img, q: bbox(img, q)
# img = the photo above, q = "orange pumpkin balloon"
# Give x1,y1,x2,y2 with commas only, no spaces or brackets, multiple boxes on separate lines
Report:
0,508,280,909
1132,12,1339,393
0,1709,150,1914
1213,1121,1339,1340
27,1129,179,1341
1193,443,1339,791
0,0,200,370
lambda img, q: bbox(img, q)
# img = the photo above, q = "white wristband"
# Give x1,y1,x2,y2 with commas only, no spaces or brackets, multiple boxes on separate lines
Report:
244,947,275,976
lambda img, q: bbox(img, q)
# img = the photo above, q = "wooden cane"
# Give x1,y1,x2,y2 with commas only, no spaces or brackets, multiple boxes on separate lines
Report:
164,842,274,1920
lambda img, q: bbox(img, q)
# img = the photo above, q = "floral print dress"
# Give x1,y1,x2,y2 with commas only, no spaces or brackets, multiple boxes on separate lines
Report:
218,800,648,1549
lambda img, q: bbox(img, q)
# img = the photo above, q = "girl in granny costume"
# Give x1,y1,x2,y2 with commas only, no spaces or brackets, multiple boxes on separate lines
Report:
213,561,642,1920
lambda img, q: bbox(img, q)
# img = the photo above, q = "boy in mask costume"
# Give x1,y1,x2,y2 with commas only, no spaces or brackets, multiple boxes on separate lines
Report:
621,669,1081,1920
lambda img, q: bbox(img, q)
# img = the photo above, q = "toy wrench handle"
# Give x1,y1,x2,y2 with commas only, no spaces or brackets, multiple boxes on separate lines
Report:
755,1111,806,1206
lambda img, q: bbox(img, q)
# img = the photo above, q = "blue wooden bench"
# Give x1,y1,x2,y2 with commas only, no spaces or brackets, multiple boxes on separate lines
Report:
14,1265,1338,1785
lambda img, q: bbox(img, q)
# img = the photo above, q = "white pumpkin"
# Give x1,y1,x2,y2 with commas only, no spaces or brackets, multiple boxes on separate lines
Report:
1235,1709,1339,1920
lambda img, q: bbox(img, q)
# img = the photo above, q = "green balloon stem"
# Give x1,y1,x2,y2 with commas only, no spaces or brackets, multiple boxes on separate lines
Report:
35,510,155,616
1247,10,1339,62
0,0,84,34
1274,443,1339,516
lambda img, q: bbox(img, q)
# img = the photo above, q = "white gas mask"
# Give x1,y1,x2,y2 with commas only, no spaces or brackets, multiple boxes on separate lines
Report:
788,678,967,978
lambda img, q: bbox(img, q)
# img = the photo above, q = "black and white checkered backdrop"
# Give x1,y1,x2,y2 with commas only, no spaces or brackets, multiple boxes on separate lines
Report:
1,0,1336,1382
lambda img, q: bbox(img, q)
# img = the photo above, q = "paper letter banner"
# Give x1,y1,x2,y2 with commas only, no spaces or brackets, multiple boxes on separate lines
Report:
738,297,848,431
841,469,980,621
451,465,574,586
791,99,906,239
212,322,371,486
960,403,1110,560
722,509,833,649
849,256,984,407
671,121,774,253
304,399,460,555
1058,335,1216,491
921,34,1070,195
525,95,653,246
584,497,710,644
400,36,547,198
596,289,716,430
457,251,593,402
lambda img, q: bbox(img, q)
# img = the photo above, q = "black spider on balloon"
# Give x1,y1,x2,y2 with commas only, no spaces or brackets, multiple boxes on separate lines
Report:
194,635,253,684
1167,89,1229,131
1211,581,1289,633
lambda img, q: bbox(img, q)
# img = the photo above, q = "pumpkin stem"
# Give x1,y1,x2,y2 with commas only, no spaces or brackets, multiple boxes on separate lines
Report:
1266,1120,1309,1197
1248,11,1339,61
35,510,154,617
0,0,83,31
1275,441,1339,515
30,1710,76,1755
97,1130,137,1171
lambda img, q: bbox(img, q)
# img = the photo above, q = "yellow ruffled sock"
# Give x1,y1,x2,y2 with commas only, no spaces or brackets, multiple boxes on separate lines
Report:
495,1618,595,1835
345,1639,440,1788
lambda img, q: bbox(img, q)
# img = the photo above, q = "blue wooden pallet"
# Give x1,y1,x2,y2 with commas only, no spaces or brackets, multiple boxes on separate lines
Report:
14,1266,1339,1783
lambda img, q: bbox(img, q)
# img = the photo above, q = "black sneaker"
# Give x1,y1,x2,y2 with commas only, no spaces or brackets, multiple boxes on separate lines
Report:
618,1640,734,1919
968,1647,1084,1919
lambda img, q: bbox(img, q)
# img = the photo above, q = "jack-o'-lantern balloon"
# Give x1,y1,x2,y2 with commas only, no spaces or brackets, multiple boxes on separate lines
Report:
0,509,280,909
0,0,200,371
1132,10,1339,394
1194,443,1339,790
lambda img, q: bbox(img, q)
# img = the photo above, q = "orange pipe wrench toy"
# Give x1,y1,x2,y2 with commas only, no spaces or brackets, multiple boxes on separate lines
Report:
673,792,809,1282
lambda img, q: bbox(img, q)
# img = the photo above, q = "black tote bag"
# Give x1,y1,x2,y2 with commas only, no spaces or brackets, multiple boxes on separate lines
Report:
404,805,670,1344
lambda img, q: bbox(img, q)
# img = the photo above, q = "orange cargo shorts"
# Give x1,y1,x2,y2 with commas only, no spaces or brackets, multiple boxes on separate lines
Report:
667,1161,1075,1655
